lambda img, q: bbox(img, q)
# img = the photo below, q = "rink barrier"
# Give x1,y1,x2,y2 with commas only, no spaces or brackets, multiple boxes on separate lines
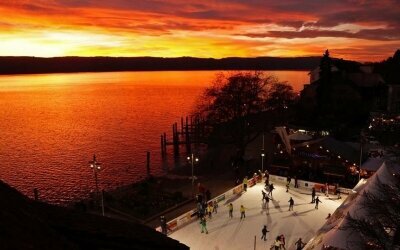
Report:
156,175,351,234
155,176,259,234
268,175,352,194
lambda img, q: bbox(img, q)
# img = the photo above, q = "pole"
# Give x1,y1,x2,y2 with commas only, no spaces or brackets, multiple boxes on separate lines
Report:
261,133,265,173
101,189,105,216
359,139,363,181
254,235,256,250
146,151,151,178
191,153,194,197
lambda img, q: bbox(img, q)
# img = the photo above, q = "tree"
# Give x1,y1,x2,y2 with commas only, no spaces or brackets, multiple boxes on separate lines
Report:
341,175,400,249
196,71,294,162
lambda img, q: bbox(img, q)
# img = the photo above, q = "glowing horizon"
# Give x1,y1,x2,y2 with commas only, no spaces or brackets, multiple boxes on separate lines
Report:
0,1,399,61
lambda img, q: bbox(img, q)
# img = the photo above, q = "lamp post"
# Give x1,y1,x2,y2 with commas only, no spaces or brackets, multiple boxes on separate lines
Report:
187,154,199,197
89,154,101,200
261,133,265,173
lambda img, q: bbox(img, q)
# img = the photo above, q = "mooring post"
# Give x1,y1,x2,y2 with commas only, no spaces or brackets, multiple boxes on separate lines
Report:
181,117,184,134
33,188,39,201
146,151,151,177
185,117,191,154
160,134,164,155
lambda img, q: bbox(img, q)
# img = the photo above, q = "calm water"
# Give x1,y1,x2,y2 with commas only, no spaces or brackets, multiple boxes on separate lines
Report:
0,70,308,203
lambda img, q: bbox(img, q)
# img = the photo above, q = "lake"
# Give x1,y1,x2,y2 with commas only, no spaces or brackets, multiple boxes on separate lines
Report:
0,70,309,203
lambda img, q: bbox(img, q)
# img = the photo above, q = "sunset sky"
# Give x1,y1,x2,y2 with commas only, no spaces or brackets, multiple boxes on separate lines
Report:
0,0,399,61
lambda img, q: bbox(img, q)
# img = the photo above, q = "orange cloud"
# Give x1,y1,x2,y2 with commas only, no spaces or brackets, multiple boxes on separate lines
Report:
0,1,398,61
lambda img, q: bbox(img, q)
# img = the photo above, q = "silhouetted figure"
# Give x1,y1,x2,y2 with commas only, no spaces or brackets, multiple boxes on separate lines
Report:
268,183,275,198
240,205,246,219
243,176,248,191
261,225,269,241
295,238,305,250
311,188,316,203
294,176,299,188
288,197,294,211
160,216,167,235
315,197,322,209
228,203,233,218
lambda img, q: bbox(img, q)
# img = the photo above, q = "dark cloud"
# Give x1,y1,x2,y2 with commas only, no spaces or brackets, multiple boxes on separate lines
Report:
240,27,400,41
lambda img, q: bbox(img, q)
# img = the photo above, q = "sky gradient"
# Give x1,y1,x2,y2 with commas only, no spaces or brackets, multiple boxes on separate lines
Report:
0,0,399,61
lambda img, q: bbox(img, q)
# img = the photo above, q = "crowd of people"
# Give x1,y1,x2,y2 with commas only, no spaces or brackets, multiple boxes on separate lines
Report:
160,171,338,249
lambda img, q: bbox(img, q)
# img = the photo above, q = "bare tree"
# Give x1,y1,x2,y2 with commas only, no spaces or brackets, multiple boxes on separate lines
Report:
340,175,400,249
195,71,295,161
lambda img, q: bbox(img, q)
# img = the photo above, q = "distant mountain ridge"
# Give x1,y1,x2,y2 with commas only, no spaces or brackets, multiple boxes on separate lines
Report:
0,56,321,74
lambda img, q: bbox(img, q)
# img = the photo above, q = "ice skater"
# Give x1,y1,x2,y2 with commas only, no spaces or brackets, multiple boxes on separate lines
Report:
286,182,290,192
288,197,294,211
315,196,322,209
294,175,299,188
325,183,329,197
228,203,233,218
261,225,269,241
199,216,208,234
160,216,168,235
268,183,275,198
243,176,248,192
295,238,305,250
240,205,246,220
280,234,286,250
336,188,341,199
273,236,281,250
213,200,218,213
262,190,267,201
311,188,316,203
207,202,213,219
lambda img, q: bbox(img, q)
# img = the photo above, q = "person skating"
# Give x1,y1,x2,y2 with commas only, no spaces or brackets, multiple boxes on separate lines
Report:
268,183,275,198
287,175,291,184
286,182,289,192
160,216,168,235
280,234,286,250
265,195,270,211
325,183,329,197
295,238,305,250
315,196,322,209
294,175,299,188
199,216,208,234
240,205,246,220
261,225,269,241
274,236,281,250
207,202,213,219
311,188,316,203
262,190,267,201
243,176,248,192
213,200,218,213
228,203,233,218
288,197,294,211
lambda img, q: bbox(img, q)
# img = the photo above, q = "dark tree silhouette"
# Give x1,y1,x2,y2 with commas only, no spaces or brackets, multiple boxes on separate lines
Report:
196,71,292,160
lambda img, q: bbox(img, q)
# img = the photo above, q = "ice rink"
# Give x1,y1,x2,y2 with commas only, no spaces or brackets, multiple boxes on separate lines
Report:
170,181,345,250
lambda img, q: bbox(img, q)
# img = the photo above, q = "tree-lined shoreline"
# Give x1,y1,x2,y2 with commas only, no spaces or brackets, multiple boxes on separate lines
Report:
0,56,321,75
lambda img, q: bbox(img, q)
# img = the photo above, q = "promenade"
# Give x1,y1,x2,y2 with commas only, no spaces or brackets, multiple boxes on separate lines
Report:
169,181,345,250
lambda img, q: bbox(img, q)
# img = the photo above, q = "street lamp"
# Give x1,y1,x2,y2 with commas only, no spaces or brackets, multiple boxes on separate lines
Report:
89,154,101,198
261,133,265,173
187,154,199,197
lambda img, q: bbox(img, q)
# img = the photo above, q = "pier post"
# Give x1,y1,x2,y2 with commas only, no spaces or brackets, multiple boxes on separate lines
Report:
160,134,164,156
146,151,151,177
33,188,39,201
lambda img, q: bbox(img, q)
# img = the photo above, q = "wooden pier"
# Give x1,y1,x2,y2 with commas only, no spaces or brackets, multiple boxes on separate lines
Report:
160,116,211,157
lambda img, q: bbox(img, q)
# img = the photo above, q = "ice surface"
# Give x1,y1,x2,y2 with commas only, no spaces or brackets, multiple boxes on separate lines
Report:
170,181,344,250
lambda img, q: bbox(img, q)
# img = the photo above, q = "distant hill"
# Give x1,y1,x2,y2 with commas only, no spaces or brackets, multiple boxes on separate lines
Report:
0,56,321,74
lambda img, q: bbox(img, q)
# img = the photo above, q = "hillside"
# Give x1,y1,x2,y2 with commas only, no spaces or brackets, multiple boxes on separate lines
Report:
0,181,188,250
0,56,321,74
